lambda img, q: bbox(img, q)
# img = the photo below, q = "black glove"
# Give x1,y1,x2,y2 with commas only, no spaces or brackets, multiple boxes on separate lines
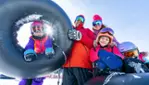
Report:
46,52,54,59
45,48,55,59
68,29,82,40
24,53,36,62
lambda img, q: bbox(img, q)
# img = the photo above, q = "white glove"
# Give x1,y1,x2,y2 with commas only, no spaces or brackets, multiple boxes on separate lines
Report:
68,29,82,41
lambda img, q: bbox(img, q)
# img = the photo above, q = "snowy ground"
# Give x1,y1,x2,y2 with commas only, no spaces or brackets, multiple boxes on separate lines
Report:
0,73,63,85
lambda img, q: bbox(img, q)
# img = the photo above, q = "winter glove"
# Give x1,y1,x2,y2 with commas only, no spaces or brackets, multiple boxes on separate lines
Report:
93,61,98,68
24,49,37,62
93,40,98,48
68,29,82,41
45,47,55,58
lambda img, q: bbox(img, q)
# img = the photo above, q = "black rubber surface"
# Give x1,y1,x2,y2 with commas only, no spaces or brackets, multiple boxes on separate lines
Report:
0,0,73,78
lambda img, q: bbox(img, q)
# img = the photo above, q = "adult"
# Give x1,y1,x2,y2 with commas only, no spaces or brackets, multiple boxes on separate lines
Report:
62,15,94,85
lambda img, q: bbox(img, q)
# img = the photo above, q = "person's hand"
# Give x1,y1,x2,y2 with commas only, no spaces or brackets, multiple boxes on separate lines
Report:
67,29,82,41
93,40,98,48
24,49,37,62
45,48,55,58
24,53,36,62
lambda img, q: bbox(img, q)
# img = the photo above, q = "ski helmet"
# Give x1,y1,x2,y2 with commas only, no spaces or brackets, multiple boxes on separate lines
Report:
75,15,85,23
118,42,138,53
118,41,139,58
30,20,46,35
96,27,114,44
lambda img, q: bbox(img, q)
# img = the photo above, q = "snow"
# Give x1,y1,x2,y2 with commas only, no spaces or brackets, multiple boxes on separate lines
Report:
0,79,19,85
132,74,141,79
0,73,63,85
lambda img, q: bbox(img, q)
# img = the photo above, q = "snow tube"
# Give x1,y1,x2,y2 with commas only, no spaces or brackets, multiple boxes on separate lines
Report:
0,0,73,78
84,73,149,85
0,74,15,79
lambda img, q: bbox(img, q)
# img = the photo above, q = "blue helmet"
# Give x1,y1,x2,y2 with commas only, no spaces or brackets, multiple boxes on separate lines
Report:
75,15,85,23
118,41,138,53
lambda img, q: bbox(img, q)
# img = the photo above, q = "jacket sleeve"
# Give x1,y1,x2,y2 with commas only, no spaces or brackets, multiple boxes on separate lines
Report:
90,48,99,62
113,46,125,59
79,29,94,49
25,37,34,50
86,29,95,40
45,37,53,48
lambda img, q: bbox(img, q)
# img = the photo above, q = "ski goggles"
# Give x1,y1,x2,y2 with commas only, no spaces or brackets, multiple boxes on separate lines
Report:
123,49,139,58
93,20,102,26
100,29,114,36
100,32,113,36
75,16,85,23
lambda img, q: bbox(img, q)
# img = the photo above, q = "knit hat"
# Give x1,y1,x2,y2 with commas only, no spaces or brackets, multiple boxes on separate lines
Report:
31,20,43,26
75,14,85,23
93,14,102,22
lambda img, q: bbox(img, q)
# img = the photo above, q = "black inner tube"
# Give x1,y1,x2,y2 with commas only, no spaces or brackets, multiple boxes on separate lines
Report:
84,73,149,85
0,0,73,78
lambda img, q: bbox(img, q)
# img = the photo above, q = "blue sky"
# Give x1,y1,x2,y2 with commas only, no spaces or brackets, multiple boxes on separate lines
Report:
18,0,149,52
53,0,149,52
8,1,149,84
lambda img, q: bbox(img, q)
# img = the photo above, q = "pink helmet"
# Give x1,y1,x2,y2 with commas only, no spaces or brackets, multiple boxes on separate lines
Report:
31,20,43,26
31,20,45,34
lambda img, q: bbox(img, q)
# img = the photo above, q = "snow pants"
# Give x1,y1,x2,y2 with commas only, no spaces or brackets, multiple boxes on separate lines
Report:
62,67,92,85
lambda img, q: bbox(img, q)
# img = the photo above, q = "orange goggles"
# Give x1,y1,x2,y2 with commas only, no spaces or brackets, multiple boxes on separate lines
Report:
123,50,139,58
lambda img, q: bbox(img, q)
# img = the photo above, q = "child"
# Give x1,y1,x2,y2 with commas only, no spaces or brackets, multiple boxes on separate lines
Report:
90,27,124,76
24,20,55,62
19,20,54,85
118,41,149,73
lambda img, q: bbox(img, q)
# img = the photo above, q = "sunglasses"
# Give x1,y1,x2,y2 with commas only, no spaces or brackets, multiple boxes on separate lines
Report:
75,16,85,22
93,20,102,26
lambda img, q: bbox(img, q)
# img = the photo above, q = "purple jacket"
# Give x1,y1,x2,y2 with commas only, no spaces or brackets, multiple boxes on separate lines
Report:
25,36,53,54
